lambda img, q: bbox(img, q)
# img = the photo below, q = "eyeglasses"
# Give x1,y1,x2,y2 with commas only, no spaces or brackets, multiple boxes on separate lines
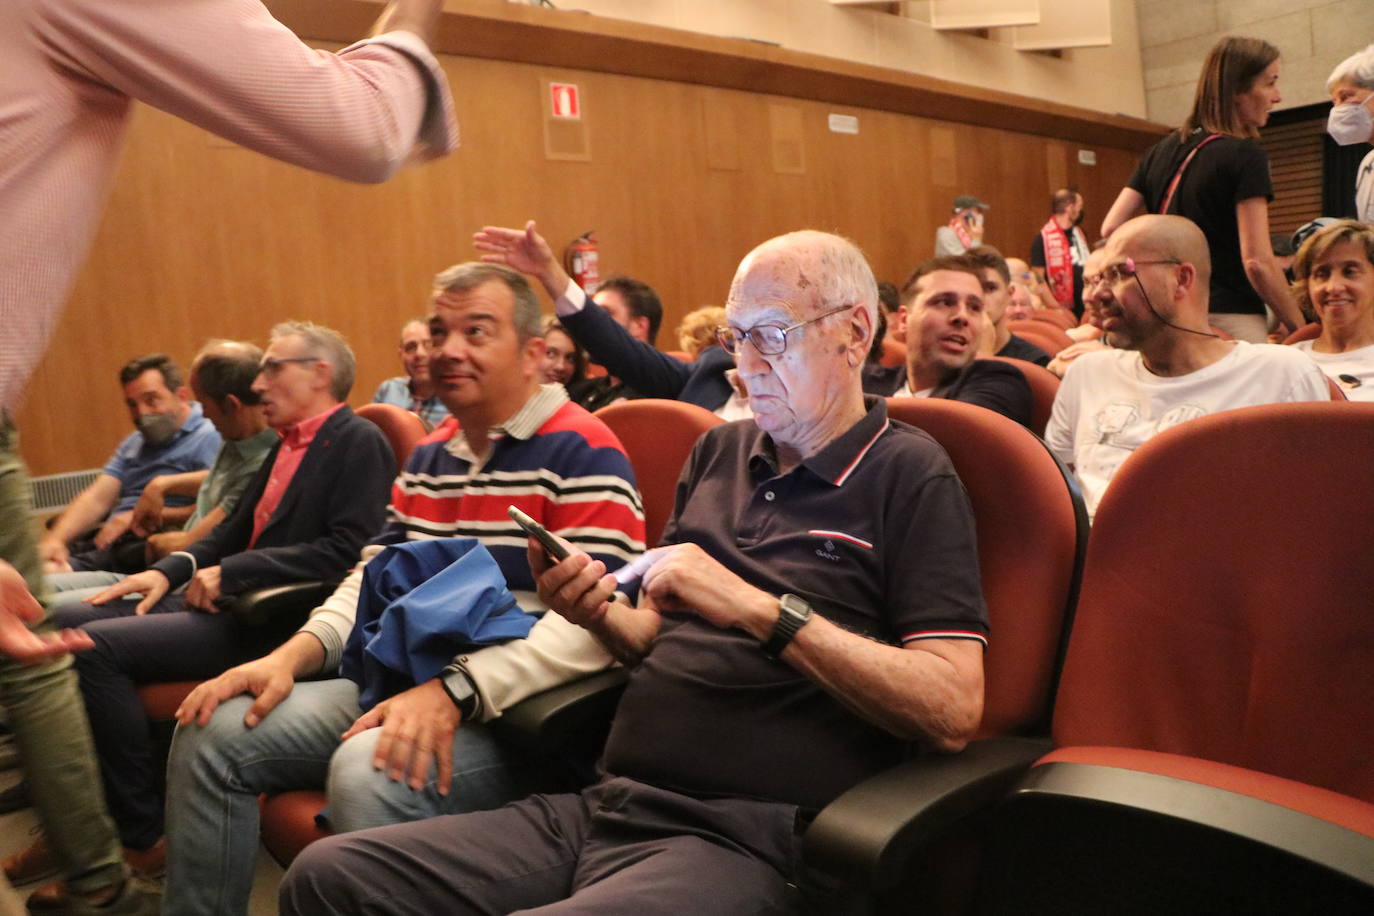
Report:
1089,257,1182,289
715,304,853,356
258,356,322,376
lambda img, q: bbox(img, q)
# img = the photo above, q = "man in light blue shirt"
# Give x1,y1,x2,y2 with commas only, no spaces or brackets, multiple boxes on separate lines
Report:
372,317,450,429
39,353,220,575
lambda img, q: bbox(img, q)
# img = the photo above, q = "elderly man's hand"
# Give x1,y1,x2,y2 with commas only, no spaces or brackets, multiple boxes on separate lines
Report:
472,221,572,296
640,543,778,639
88,569,170,615
0,560,94,663
341,680,461,795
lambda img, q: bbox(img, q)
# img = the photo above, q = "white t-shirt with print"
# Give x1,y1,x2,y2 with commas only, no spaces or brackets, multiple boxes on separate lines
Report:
1292,340,1374,402
1045,342,1331,517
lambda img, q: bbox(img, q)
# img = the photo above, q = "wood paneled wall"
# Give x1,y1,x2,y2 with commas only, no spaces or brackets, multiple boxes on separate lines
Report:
16,12,1155,476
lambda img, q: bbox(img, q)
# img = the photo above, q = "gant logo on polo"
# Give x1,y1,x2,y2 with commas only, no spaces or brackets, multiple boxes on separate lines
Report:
815,539,841,561
809,529,872,561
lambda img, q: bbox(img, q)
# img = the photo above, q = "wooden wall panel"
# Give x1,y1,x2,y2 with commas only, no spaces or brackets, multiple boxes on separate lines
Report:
1258,116,1326,239
16,49,1144,476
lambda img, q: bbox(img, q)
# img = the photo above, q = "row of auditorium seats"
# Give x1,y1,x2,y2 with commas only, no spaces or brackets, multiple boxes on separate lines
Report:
142,395,1374,911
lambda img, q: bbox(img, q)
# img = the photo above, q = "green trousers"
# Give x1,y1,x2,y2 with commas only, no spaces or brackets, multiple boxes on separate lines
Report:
0,416,123,893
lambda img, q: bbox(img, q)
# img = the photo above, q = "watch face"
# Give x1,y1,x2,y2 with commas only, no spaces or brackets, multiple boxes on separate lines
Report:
779,594,812,620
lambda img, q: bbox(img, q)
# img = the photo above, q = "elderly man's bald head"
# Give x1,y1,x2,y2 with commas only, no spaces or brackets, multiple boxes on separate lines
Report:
728,230,878,328
1110,215,1212,291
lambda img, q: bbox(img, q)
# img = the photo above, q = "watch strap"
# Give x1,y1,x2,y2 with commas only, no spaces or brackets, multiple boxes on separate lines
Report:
763,594,813,658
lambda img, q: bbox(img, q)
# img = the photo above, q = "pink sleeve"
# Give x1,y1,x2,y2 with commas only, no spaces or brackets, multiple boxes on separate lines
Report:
37,0,458,183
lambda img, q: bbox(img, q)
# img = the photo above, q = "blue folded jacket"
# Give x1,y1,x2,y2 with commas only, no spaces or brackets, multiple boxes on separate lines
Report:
341,538,538,710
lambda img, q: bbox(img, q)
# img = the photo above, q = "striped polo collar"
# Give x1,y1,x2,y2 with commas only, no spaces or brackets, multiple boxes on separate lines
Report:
748,395,890,487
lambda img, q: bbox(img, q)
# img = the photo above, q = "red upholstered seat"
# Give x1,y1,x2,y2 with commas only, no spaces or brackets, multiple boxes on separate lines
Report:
1028,309,1075,330
883,398,1083,739
1007,319,1072,355
353,402,428,464
806,403,1374,910
879,337,907,368
987,356,1059,436
259,790,330,868
1055,402,1374,803
593,399,723,548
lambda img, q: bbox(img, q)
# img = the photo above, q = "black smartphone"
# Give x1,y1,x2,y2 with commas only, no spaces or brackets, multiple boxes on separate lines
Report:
508,506,571,562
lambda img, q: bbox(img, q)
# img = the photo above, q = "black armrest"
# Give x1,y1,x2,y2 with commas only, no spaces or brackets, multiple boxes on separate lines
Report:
230,581,331,629
490,668,629,754
1017,760,1374,888
803,735,1051,889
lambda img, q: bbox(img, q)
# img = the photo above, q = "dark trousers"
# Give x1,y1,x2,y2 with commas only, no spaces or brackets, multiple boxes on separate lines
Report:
55,595,290,849
280,776,801,916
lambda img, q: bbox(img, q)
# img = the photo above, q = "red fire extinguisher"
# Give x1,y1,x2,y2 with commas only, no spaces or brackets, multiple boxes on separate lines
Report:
563,231,600,294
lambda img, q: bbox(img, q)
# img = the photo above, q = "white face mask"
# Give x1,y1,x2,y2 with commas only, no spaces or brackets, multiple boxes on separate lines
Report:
1328,95,1374,146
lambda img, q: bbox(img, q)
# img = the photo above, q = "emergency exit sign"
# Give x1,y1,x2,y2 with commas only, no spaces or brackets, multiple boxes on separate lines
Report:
550,83,581,119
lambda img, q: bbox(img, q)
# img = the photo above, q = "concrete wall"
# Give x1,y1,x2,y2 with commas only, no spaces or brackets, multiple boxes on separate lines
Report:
550,0,1150,120
1138,0,1374,127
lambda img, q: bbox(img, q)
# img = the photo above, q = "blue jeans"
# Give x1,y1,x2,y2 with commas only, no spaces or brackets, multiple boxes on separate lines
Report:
55,595,292,849
163,677,584,916
46,570,126,606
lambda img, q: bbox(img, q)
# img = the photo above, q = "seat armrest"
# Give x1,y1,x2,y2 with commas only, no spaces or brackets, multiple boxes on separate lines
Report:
1017,758,1374,888
490,668,629,753
803,735,1051,888
230,581,331,629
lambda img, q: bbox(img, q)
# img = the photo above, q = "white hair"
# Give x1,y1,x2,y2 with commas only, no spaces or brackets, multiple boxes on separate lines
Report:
1327,44,1374,92
730,230,879,331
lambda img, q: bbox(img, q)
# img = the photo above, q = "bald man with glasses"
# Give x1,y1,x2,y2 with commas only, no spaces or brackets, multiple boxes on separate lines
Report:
1046,214,1329,518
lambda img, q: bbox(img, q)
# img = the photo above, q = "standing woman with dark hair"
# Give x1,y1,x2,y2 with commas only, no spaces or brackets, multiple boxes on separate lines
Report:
1101,36,1304,341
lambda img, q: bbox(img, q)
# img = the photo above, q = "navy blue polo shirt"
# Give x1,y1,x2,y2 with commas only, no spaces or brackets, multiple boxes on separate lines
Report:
602,397,988,812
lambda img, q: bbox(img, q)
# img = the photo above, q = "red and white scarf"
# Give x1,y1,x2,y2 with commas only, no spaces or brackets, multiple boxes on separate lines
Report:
947,214,974,250
1040,218,1074,308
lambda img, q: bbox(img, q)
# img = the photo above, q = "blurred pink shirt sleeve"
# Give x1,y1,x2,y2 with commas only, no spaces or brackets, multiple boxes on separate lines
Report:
0,0,458,412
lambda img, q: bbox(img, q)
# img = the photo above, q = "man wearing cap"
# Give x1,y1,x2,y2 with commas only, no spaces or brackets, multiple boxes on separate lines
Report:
934,195,991,257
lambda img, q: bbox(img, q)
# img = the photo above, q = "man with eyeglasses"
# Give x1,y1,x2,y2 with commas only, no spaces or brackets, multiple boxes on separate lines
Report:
474,222,901,419
15,322,394,892
1046,214,1329,518
281,231,988,916
160,263,646,916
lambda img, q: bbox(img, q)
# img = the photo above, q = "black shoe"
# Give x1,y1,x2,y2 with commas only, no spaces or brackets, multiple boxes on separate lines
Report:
0,780,32,814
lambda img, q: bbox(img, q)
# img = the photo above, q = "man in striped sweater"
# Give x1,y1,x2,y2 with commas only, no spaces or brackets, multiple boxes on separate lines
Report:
160,263,646,916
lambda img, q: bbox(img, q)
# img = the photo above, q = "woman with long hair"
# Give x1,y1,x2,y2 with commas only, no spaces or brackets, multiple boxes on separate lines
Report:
1101,36,1303,341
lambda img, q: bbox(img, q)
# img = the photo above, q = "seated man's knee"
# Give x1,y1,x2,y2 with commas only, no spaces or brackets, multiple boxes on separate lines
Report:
325,729,422,833
170,696,256,776
280,833,369,916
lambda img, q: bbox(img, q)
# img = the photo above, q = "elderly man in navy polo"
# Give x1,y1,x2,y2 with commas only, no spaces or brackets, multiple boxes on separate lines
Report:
280,230,990,916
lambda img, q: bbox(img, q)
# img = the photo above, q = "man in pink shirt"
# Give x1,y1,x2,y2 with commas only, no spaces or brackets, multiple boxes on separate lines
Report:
9,322,394,906
0,1,456,911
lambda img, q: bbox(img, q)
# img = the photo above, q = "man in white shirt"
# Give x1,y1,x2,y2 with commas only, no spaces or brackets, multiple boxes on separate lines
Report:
1046,215,1330,518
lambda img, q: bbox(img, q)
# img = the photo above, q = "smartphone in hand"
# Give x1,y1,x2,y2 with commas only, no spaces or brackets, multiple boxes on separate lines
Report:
508,506,571,563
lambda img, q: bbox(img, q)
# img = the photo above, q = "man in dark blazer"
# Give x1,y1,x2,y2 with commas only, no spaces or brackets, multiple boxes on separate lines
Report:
21,322,394,884
865,254,1034,429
